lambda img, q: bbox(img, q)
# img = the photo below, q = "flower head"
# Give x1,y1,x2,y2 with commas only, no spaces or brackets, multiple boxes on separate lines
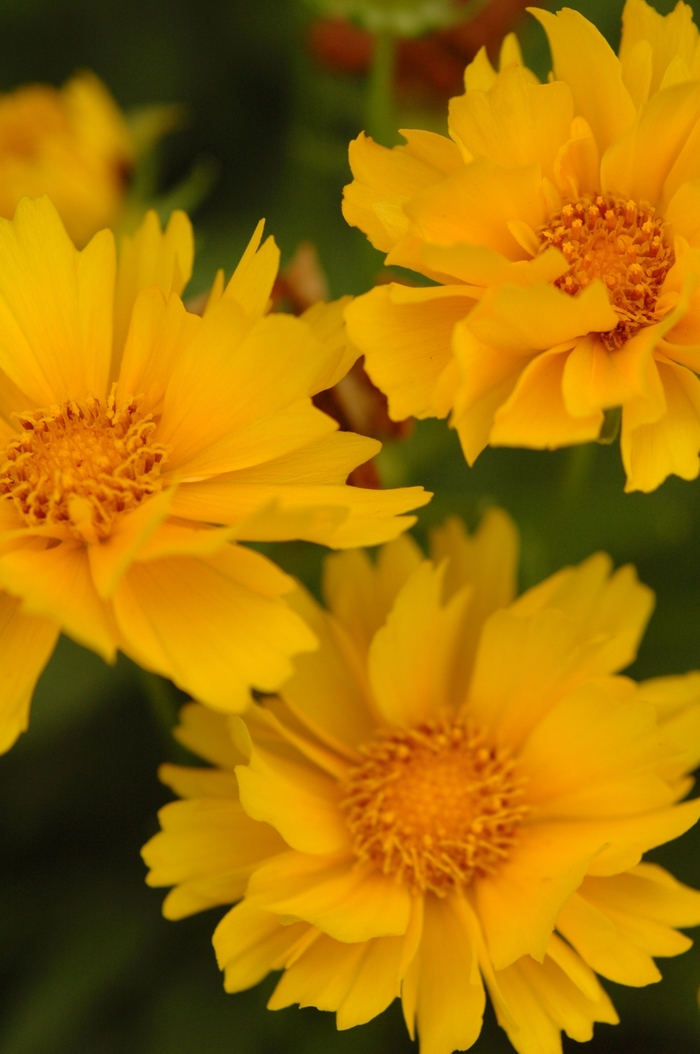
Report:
0,73,135,247
143,510,700,1054
0,197,428,753
343,0,700,492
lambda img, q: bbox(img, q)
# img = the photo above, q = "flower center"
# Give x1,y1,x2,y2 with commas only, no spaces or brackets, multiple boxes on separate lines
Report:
339,718,528,894
0,390,168,542
538,195,675,351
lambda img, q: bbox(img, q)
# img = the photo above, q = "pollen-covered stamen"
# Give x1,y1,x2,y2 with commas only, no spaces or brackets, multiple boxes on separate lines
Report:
339,718,528,895
0,387,168,542
538,194,675,351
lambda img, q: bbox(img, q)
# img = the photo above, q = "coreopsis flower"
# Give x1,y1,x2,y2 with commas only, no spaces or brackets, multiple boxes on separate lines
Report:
0,197,427,754
344,0,700,492
0,72,135,247
143,510,700,1054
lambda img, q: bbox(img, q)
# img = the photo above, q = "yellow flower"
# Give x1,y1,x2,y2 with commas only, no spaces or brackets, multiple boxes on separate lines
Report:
143,510,700,1054
0,197,427,754
0,72,135,247
343,0,700,492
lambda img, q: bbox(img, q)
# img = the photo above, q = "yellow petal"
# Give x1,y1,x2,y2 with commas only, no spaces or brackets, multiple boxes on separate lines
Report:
530,8,636,154
429,510,518,704
0,197,115,406
247,851,412,942
142,797,284,919
638,671,700,778
221,219,279,320
405,158,547,261
322,533,423,659
553,116,602,200
511,551,654,676
492,950,618,1051
0,542,117,661
448,65,573,181
117,287,200,416
113,209,193,362
474,821,600,968
280,585,378,755
519,682,675,819
621,357,700,491
157,762,239,800
468,280,618,355
405,895,486,1054
344,283,474,421
584,798,700,876
342,130,462,254
421,243,568,290
159,305,336,478
268,933,371,1017
562,331,661,416
213,900,311,992
451,326,526,465
0,592,58,754
235,738,350,855
368,560,470,725
491,348,603,449
171,477,430,550
600,80,700,208
620,0,700,98
87,488,174,600
173,701,249,770
112,544,316,712
467,602,649,753
301,296,360,394
556,890,661,986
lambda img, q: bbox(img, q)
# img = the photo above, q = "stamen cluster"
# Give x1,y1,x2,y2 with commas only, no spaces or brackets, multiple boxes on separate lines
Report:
0,389,168,541
539,195,675,350
339,718,528,894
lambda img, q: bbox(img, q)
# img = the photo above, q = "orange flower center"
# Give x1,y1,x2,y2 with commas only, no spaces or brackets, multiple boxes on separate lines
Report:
538,194,675,351
339,718,528,894
0,391,168,543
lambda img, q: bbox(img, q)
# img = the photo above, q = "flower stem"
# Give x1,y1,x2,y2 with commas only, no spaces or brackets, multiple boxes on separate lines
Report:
366,31,396,147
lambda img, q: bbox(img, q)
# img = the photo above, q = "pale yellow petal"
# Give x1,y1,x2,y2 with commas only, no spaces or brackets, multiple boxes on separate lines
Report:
112,544,316,712
531,8,636,154
0,592,58,754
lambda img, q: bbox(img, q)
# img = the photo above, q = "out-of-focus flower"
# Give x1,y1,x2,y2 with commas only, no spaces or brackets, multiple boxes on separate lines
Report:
309,0,533,101
344,0,700,492
0,197,428,754
0,72,135,247
304,0,481,38
143,510,700,1054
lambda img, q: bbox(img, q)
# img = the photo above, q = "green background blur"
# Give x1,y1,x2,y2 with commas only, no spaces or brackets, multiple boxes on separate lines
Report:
1,0,700,1051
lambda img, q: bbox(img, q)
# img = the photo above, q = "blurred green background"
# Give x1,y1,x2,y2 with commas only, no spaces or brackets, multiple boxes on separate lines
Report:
2,0,700,1051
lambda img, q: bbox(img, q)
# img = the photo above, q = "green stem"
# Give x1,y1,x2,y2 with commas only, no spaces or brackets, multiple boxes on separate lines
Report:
366,31,396,147
559,442,597,522
138,668,180,743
